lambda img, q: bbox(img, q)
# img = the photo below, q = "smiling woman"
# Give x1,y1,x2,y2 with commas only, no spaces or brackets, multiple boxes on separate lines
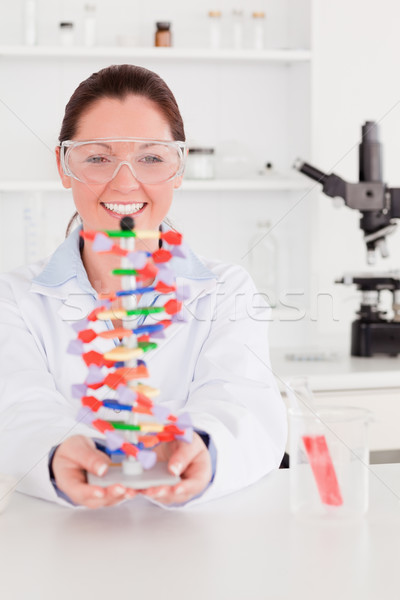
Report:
58,64,186,239
0,64,287,510
56,93,184,244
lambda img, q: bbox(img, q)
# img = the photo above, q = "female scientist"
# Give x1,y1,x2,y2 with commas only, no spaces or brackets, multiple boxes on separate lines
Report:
0,64,287,509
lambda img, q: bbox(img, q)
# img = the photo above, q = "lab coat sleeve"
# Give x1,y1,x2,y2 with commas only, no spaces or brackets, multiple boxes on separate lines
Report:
182,264,287,505
0,277,96,506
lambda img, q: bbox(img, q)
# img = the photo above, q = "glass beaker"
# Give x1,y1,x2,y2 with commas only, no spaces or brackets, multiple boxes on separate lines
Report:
289,405,371,518
247,220,278,307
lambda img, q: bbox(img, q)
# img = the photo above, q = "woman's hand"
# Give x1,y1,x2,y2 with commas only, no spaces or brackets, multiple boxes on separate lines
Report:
52,432,212,508
139,432,213,505
52,435,138,508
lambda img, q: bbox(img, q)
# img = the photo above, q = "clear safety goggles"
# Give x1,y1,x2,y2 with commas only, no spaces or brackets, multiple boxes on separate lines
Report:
60,138,186,185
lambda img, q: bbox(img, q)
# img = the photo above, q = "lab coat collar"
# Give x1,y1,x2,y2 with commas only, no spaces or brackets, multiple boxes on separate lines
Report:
31,223,217,300
33,227,95,296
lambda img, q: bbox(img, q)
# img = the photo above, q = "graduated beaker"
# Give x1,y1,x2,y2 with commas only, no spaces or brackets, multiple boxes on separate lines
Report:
289,405,371,518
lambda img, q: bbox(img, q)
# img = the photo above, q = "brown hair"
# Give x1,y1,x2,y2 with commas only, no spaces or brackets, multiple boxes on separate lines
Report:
62,64,185,234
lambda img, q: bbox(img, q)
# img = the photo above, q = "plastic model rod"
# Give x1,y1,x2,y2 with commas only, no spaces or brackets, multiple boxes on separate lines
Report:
68,217,193,489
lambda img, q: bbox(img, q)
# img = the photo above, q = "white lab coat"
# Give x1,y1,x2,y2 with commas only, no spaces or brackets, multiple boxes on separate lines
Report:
0,227,287,507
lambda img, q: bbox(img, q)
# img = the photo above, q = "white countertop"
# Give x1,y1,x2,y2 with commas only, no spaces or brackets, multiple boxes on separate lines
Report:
270,344,400,392
0,464,399,600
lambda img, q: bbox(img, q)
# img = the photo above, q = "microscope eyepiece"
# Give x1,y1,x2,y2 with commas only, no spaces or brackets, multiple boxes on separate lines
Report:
293,159,328,184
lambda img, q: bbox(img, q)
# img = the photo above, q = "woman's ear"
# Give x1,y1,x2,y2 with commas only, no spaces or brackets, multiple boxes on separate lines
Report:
173,145,188,190
173,174,184,190
55,146,72,189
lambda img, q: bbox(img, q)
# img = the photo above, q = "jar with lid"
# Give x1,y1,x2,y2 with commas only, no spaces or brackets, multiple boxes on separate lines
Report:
208,11,222,49
252,11,266,50
185,148,215,180
59,22,75,46
155,22,172,47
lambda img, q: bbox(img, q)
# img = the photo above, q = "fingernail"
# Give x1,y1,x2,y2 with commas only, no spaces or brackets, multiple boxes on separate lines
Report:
93,489,105,499
96,463,107,477
112,485,125,496
170,462,182,477
155,489,166,498
175,486,184,495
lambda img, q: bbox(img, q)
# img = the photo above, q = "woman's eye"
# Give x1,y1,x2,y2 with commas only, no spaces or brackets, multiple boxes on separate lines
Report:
86,155,110,164
139,155,163,164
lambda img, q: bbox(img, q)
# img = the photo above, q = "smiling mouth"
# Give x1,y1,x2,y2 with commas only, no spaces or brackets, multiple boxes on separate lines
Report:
101,202,146,215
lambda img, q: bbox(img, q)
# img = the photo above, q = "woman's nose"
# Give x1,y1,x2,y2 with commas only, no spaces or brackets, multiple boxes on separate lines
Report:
110,161,141,191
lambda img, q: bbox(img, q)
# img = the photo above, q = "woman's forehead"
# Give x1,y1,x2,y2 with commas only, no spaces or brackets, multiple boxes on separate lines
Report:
75,95,172,139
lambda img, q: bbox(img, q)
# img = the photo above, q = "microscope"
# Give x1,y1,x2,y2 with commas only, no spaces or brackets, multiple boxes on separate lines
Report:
295,121,400,357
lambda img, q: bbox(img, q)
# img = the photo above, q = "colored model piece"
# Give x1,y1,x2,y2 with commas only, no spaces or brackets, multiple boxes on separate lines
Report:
68,217,193,489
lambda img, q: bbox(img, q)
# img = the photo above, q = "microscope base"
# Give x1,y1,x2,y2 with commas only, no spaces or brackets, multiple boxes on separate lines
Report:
351,320,400,357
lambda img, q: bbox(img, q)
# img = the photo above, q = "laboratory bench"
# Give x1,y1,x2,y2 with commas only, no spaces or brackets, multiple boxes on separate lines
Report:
0,464,399,600
270,344,400,459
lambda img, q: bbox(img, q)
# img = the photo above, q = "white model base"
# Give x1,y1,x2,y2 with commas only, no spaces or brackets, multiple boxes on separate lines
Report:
122,459,143,476
88,461,180,489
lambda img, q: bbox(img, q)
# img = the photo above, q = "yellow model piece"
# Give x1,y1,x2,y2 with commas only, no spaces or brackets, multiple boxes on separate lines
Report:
103,346,144,361
130,383,160,398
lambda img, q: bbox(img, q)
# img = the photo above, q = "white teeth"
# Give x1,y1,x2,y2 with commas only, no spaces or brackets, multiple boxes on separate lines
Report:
103,203,144,215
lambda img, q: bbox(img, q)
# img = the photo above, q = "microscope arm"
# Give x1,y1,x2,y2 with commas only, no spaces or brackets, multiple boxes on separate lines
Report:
294,158,395,263
294,159,386,211
293,159,347,200
294,120,400,263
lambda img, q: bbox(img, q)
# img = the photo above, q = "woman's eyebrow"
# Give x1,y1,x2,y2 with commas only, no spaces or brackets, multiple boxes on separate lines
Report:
87,142,113,151
138,142,162,149
82,141,171,152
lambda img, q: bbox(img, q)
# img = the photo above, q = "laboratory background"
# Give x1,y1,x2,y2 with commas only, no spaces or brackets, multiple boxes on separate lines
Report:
1,1,400,598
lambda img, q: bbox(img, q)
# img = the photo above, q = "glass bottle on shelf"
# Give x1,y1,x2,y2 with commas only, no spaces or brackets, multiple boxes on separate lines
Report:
232,9,244,49
84,4,96,47
248,220,278,307
24,0,37,46
252,12,266,50
155,22,172,47
208,11,222,49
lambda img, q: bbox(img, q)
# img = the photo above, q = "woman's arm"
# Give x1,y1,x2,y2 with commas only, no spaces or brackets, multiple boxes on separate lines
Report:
0,276,131,506
182,264,287,503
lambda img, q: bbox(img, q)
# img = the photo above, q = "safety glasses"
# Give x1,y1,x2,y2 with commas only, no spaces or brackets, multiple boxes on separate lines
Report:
60,138,186,185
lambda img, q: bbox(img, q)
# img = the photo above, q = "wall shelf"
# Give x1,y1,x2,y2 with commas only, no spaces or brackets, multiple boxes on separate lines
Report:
0,175,312,193
0,45,312,63
180,176,311,191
